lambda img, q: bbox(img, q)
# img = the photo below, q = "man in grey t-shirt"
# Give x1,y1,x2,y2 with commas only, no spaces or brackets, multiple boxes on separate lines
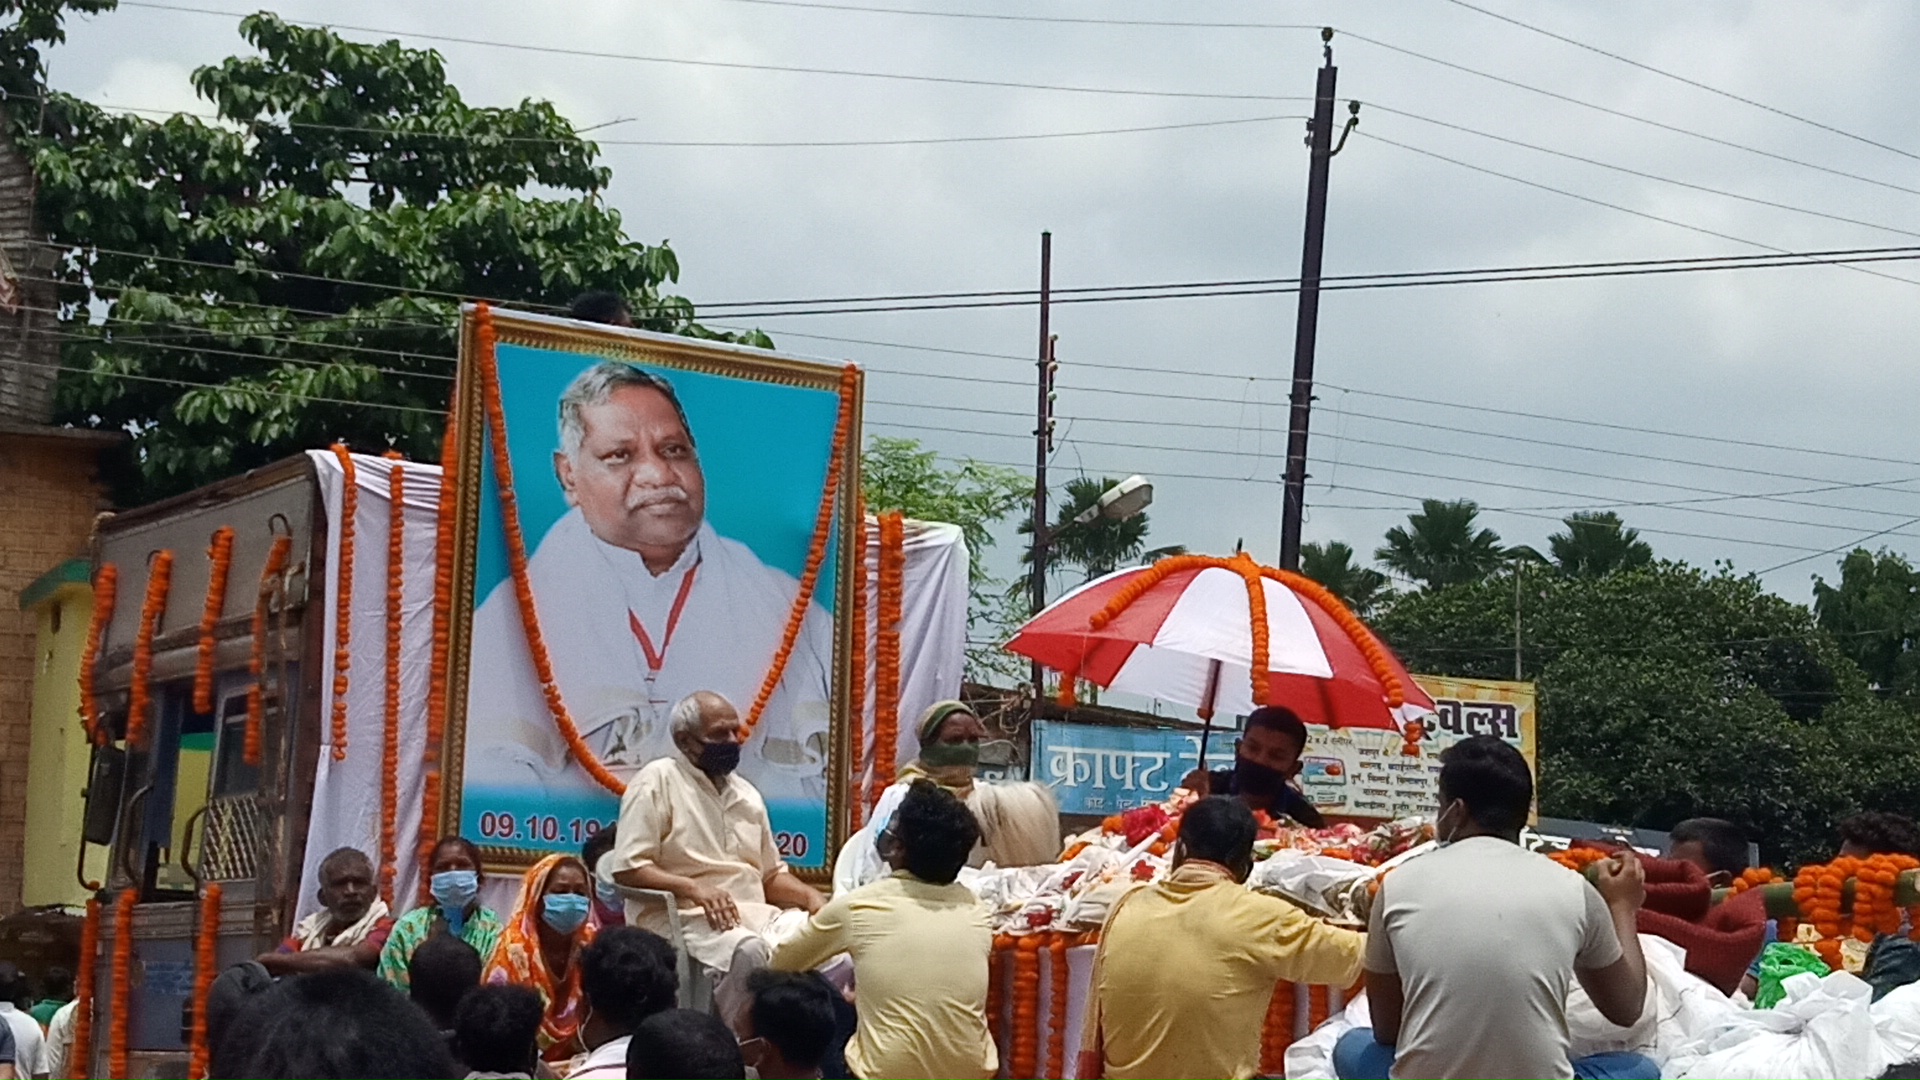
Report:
1333,736,1657,1080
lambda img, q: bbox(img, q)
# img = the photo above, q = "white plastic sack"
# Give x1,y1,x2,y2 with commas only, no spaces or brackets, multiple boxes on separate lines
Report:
1247,851,1377,919
1667,971,1889,1080
1874,981,1920,1067
1284,991,1368,1080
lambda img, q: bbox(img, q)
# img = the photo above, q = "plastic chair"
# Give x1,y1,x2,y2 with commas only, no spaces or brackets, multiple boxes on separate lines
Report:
595,855,717,1013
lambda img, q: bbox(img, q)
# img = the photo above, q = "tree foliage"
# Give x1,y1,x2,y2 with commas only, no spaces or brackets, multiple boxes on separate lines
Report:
1300,539,1390,617
1020,475,1183,584
1814,548,1920,701
16,9,765,503
1548,511,1654,578
1375,498,1511,591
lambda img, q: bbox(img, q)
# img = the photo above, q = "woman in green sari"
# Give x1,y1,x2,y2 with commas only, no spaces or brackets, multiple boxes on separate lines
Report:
377,835,506,988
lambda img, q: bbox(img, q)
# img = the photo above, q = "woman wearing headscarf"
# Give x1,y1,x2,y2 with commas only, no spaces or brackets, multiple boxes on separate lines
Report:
481,854,598,1061
378,836,506,989
835,700,1061,894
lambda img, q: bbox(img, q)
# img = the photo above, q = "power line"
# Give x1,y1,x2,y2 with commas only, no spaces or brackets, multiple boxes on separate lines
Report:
702,0,1318,30
0,354,442,416
1756,516,1920,575
1441,0,1920,164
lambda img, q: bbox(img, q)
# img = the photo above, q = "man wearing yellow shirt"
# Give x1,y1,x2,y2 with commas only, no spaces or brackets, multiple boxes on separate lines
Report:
770,781,995,1080
1083,796,1366,1080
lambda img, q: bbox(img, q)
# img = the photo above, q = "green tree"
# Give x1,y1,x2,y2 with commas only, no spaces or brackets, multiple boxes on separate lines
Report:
1814,548,1920,699
1020,475,1183,585
19,9,765,504
1375,498,1510,590
1548,511,1654,578
860,436,1031,683
1300,539,1390,617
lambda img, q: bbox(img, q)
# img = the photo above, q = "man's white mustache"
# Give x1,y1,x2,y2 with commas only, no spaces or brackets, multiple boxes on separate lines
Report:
625,485,691,511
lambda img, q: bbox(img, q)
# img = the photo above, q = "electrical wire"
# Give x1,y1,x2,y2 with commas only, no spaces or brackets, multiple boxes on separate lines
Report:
1755,516,1920,576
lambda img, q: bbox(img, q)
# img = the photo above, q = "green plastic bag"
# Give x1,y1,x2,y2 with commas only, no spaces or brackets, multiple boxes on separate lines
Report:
1757,942,1831,1008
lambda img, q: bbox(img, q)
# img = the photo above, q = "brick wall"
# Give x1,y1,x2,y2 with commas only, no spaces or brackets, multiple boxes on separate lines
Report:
0,434,111,913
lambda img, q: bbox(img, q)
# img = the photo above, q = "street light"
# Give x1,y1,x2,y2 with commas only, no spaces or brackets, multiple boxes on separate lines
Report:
1029,475,1155,695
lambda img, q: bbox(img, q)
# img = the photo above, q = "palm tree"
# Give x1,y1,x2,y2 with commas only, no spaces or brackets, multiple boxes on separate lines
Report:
1375,498,1508,590
1300,540,1391,616
1020,476,1184,586
1549,511,1653,578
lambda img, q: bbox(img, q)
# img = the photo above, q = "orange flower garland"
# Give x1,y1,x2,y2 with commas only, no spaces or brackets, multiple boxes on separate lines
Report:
871,511,906,806
71,897,99,1080
1010,934,1043,1079
743,364,858,738
1786,855,1920,969
1548,848,1611,873
1308,984,1331,1030
420,413,460,901
1260,981,1297,1074
108,887,136,1079
245,535,293,767
328,443,358,763
380,456,406,905
192,527,236,716
1731,866,1779,894
127,551,174,749
187,881,222,1080
847,500,869,829
988,934,1010,1064
79,563,117,746
1045,934,1069,1079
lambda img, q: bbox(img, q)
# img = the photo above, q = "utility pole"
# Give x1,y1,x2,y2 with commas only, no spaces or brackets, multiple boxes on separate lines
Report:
1278,29,1359,571
1029,232,1056,697
1513,560,1524,680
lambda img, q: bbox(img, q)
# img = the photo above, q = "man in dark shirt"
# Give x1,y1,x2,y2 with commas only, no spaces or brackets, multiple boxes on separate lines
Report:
1182,706,1325,828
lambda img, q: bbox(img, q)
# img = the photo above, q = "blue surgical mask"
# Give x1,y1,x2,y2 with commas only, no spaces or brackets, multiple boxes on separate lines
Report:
431,869,480,926
594,878,622,907
542,893,592,935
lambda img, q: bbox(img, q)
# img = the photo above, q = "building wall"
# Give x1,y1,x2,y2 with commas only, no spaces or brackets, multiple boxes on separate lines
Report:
0,437,111,913
22,579,103,908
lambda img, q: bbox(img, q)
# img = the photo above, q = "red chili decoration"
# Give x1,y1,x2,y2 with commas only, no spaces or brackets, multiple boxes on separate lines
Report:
193,527,236,715
79,564,117,747
128,551,174,749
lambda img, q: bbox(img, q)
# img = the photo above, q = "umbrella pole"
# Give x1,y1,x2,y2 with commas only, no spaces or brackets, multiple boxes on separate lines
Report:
1196,658,1223,772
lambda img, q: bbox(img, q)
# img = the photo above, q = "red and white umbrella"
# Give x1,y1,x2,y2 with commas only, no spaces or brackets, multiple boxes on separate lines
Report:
1006,552,1434,733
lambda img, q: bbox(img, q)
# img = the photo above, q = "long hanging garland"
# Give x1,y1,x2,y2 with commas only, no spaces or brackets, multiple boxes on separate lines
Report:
1009,933,1043,1079
870,511,905,805
420,411,460,900
192,527,236,716
987,934,1010,1067
70,897,100,1080
1044,934,1070,1079
1260,981,1297,1074
127,551,174,749
380,455,407,905
328,444,358,763
244,536,294,767
107,888,136,1079
847,501,869,828
79,564,117,746
187,882,222,1079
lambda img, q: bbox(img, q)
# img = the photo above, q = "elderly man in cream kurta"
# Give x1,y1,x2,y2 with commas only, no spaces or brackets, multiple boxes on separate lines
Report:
464,361,832,807
611,691,826,1018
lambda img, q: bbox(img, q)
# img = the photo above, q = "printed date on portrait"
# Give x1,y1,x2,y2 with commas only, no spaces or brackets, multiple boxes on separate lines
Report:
477,811,615,846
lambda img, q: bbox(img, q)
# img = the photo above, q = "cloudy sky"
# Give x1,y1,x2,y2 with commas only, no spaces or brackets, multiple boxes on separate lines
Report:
48,0,1920,603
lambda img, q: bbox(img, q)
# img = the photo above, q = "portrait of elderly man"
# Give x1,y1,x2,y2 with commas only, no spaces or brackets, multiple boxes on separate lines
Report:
466,360,834,806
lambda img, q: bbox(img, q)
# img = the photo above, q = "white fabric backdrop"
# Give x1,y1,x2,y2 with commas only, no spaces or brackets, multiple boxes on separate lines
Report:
296,466,971,920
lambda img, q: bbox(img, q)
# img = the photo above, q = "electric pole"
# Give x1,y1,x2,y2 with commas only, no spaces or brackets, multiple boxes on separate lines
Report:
1278,28,1359,571
1029,232,1056,696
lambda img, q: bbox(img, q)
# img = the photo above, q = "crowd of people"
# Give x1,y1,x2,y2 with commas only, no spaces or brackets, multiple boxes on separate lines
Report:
12,687,1920,1079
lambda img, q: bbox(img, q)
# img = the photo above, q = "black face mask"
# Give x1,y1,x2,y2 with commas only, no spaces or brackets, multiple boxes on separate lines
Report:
697,740,742,776
1233,755,1292,799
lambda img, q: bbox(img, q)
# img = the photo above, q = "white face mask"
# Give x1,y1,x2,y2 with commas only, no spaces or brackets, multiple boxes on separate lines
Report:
1435,799,1466,847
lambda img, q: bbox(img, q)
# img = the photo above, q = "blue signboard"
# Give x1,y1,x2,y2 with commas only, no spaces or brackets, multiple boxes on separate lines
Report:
1032,720,1237,816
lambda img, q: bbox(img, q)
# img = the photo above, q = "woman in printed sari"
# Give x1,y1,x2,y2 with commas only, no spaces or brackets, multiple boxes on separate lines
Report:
378,836,505,989
482,853,599,1062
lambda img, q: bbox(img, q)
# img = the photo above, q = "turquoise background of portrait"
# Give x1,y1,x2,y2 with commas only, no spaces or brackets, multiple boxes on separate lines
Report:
473,342,842,609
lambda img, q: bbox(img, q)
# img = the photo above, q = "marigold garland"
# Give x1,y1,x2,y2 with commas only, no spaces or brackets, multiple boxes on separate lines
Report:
108,887,136,1079
743,364,858,738
1009,933,1043,1079
127,551,174,749
1789,854,1920,970
380,456,407,905
1731,866,1780,894
187,882,222,1080
1260,981,1297,1075
847,500,869,829
245,535,293,767
328,444,358,763
1045,934,1069,1078
79,564,117,746
421,410,461,900
192,527,236,716
71,897,99,1080
1548,847,1611,873
871,511,906,806
1308,983,1331,1029
988,934,1010,1065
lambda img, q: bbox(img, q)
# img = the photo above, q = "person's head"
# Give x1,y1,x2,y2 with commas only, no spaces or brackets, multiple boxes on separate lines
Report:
628,1009,746,1080
671,691,743,779
535,855,593,940
554,362,704,567
736,971,836,1080
1435,735,1534,842
315,847,377,926
407,933,482,1031
570,290,633,328
1174,796,1259,882
1839,811,1920,859
578,927,679,1046
584,827,622,918
880,779,979,885
0,962,27,1007
916,701,986,778
452,984,544,1078
39,966,73,1001
429,835,485,911
1232,707,1310,806
209,969,459,1080
1667,817,1751,886
204,962,274,1054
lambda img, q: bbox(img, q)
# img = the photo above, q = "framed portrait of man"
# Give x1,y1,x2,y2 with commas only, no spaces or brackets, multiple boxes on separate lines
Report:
443,307,859,871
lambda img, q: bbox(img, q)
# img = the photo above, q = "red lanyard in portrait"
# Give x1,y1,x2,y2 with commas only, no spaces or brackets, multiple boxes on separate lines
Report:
628,564,699,679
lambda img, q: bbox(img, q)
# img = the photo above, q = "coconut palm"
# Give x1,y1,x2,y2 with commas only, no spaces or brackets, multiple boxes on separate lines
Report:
1549,511,1653,578
1019,475,1184,586
1375,498,1509,590
1300,540,1391,616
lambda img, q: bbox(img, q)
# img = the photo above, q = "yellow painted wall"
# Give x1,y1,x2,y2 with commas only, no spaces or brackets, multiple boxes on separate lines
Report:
23,580,106,908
